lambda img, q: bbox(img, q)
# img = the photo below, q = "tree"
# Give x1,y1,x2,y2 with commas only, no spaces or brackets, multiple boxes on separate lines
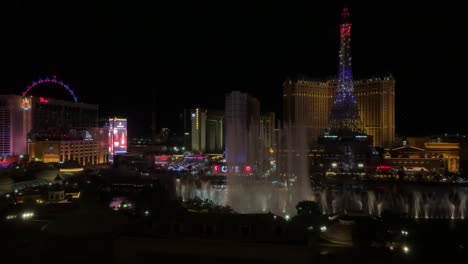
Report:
291,200,327,241
296,200,320,216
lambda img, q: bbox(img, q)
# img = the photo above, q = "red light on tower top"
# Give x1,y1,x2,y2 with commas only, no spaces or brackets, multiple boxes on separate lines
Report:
340,7,352,38
341,7,350,24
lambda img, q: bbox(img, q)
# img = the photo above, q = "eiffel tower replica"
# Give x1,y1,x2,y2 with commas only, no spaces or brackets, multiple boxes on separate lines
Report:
319,7,373,175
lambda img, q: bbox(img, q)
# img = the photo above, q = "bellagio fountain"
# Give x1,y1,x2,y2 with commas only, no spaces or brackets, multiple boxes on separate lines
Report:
175,123,314,216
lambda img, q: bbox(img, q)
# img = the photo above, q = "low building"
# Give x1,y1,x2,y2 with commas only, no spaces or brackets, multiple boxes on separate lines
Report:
0,94,99,158
28,128,109,166
384,142,460,175
424,142,460,173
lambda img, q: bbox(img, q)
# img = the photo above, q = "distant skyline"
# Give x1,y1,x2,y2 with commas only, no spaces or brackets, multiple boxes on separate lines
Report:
1,1,466,137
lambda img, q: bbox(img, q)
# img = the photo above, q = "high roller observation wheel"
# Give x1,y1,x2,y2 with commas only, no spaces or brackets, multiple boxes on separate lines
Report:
22,75,78,102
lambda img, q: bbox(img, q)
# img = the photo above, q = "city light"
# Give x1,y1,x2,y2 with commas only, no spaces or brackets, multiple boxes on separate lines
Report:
21,212,34,220
60,168,84,172
402,245,410,254
5,214,17,220
0,6,460,263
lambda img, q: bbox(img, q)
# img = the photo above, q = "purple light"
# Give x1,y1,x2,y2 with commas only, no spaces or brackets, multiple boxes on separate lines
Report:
22,76,78,102
328,7,364,134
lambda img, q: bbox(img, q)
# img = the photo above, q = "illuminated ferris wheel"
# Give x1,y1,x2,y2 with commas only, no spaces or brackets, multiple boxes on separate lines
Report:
22,75,78,102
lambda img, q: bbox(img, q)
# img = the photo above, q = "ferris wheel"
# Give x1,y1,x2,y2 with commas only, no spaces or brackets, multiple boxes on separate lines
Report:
22,75,78,102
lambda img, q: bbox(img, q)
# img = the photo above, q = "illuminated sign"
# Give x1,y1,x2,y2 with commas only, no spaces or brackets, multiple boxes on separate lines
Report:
109,117,127,163
39,97,49,104
221,165,228,173
21,98,31,111
214,164,253,175
214,165,220,174
84,131,93,141
155,155,170,161
377,165,391,171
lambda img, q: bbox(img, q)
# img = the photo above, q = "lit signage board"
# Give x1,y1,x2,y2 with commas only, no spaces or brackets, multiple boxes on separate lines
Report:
213,164,253,175
109,117,127,163
21,98,31,111
39,97,50,104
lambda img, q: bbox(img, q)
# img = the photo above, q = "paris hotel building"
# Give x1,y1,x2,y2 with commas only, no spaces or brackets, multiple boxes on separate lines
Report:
283,75,395,148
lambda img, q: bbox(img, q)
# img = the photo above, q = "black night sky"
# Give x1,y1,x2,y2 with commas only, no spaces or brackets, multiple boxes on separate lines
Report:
1,1,466,137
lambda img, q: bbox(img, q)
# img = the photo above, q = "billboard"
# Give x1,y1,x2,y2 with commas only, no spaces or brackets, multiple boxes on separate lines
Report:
109,117,127,163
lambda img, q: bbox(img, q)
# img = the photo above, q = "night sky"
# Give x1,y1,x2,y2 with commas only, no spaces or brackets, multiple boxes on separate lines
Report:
1,1,466,137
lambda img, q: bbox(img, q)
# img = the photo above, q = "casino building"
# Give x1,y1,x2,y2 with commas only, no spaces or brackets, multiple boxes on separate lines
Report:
0,77,112,167
0,94,98,158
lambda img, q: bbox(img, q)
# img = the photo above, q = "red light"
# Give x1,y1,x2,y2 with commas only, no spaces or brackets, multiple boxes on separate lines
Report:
341,8,349,19
340,25,351,38
39,97,49,104
156,155,169,161
244,165,251,174
341,7,350,23
377,165,391,171
214,165,220,174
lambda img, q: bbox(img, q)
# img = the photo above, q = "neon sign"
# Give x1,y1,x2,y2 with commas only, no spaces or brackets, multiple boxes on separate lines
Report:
213,164,253,175
214,165,220,174
21,98,31,111
39,97,49,104
221,165,228,173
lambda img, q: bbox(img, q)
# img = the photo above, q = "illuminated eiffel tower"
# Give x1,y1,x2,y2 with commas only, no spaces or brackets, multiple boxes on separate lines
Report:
327,7,365,136
319,7,374,174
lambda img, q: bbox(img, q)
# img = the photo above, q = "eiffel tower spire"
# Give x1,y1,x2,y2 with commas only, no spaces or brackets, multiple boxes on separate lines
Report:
327,7,364,136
